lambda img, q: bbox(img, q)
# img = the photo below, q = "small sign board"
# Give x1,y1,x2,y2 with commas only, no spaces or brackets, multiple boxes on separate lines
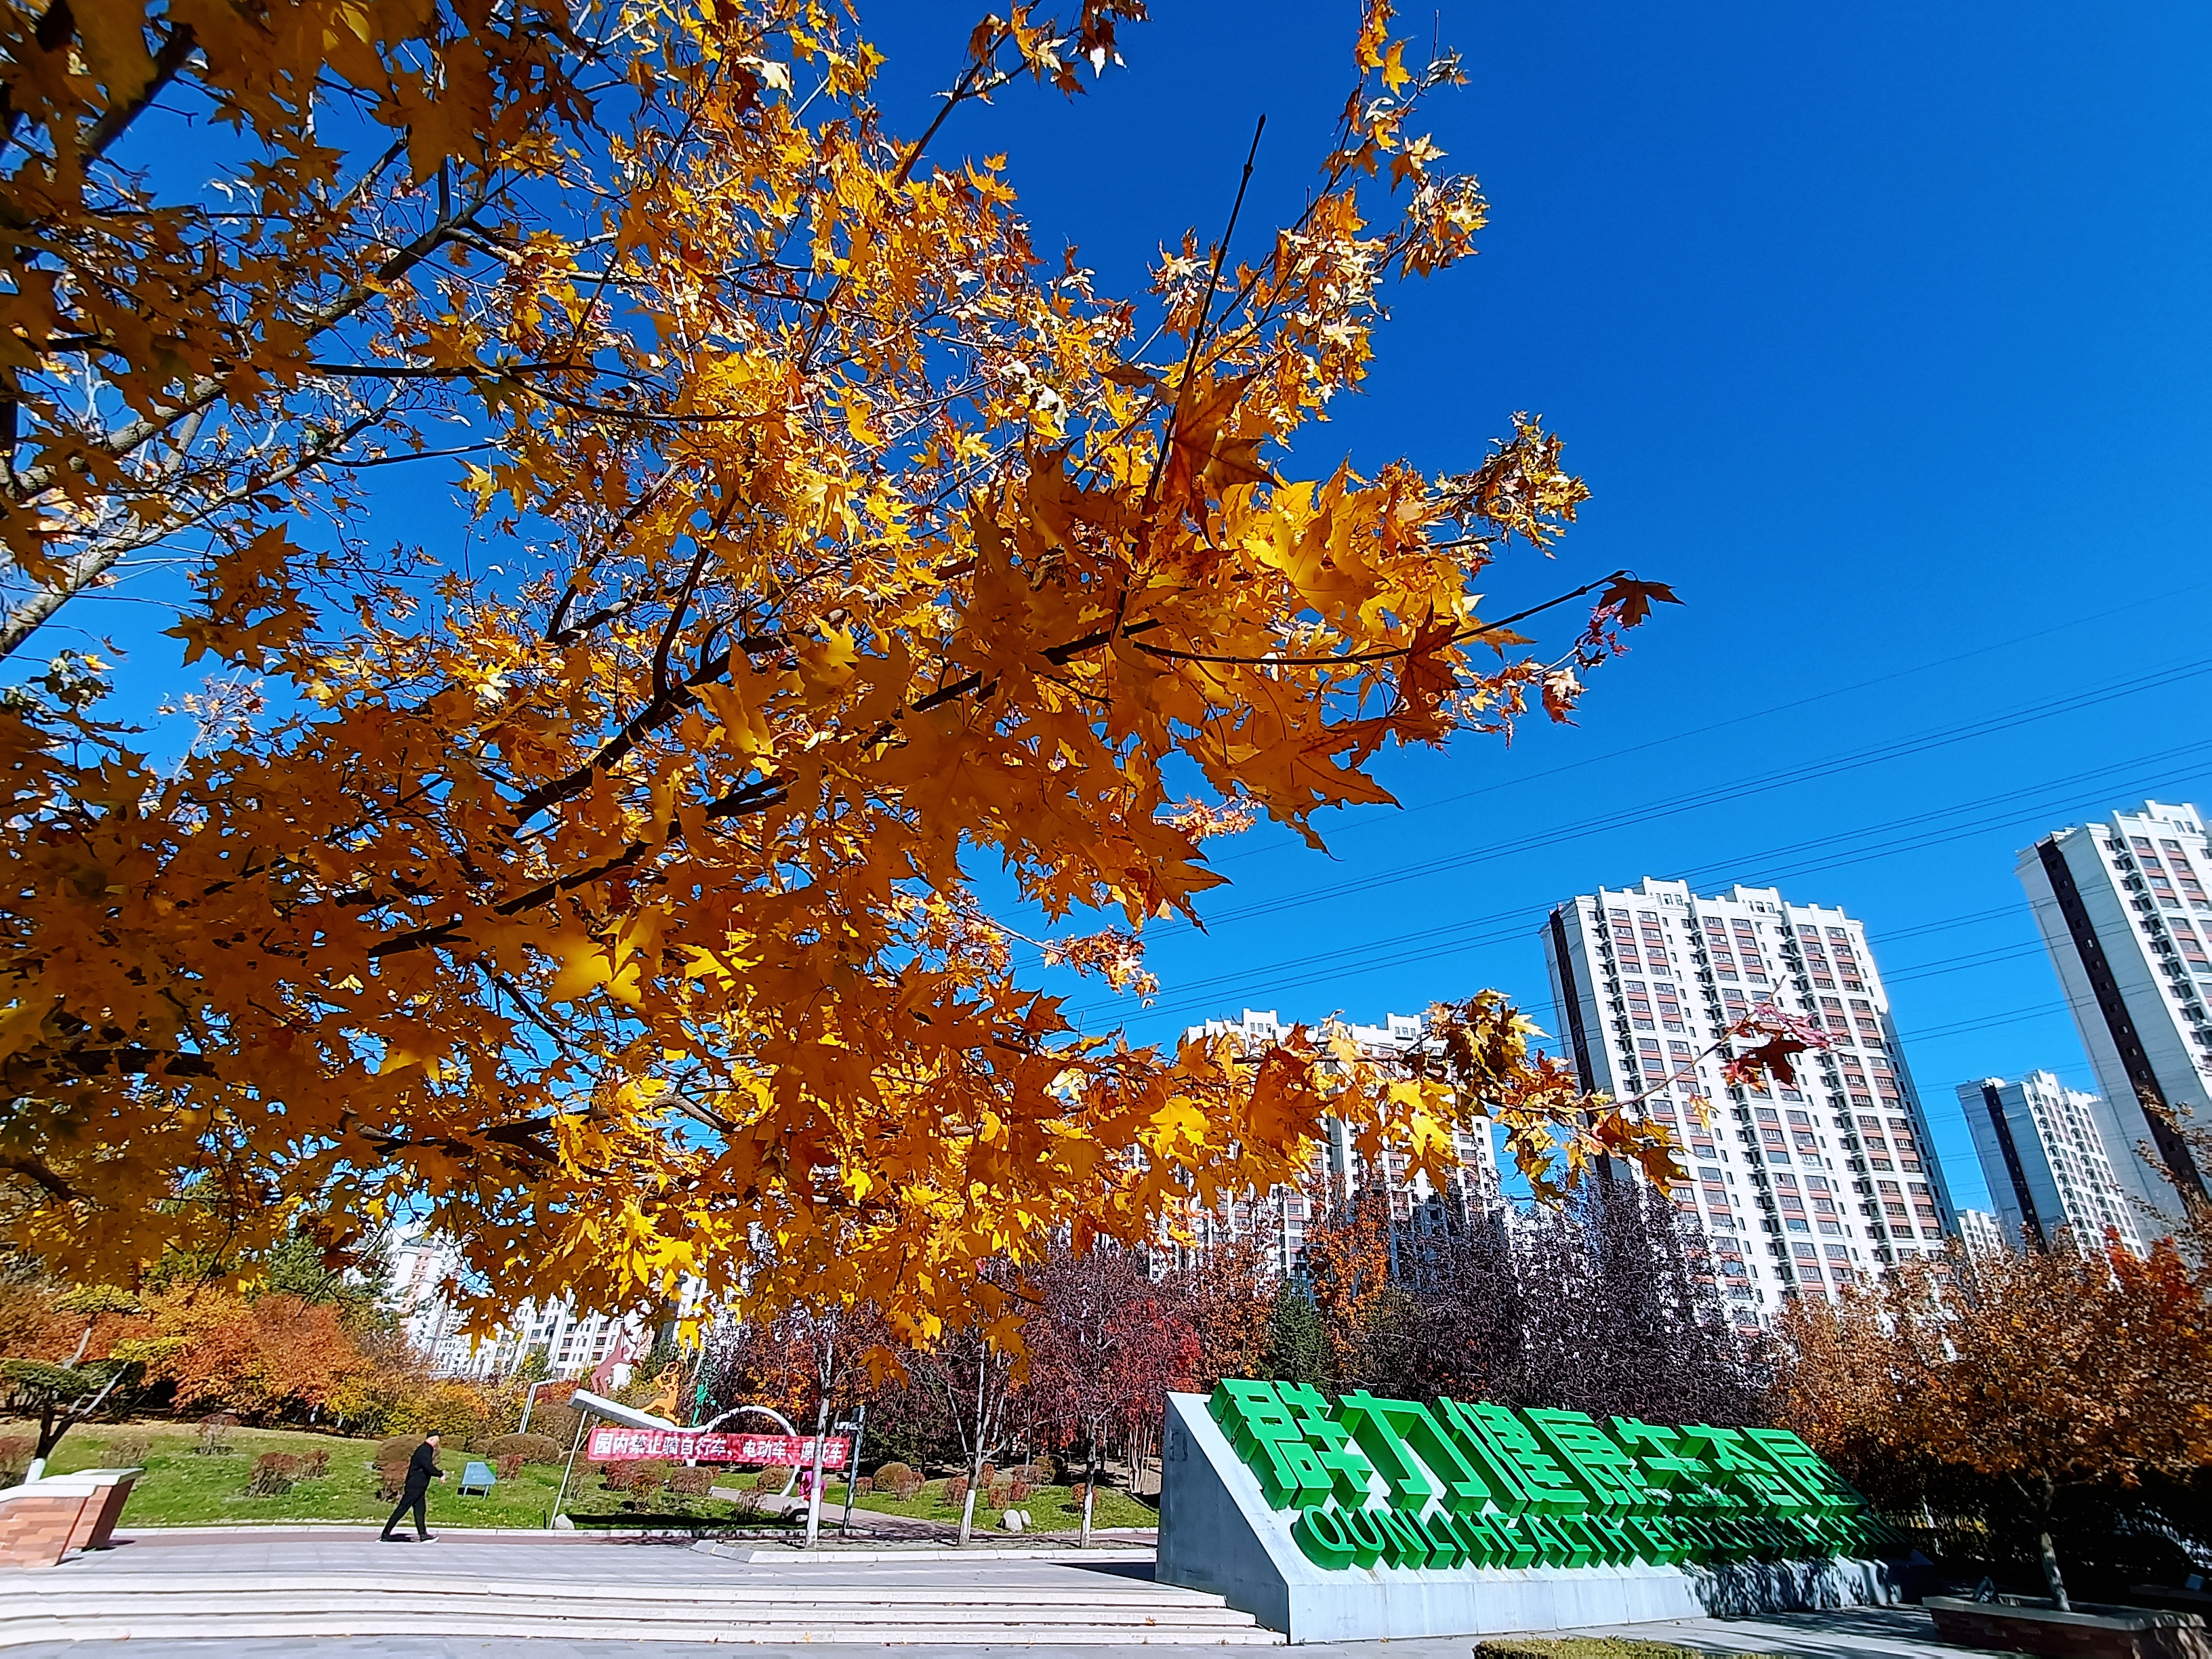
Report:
585,1427,851,1467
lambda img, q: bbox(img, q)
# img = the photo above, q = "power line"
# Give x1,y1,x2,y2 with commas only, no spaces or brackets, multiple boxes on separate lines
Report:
1181,657,2212,933
1880,941,2051,987
1898,1004,2078,1045
1073,747,2212,1027
1206,575,2212,868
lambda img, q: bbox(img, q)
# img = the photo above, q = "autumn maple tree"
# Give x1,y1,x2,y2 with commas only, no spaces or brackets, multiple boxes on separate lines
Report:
1771,1240,2212,1608
2,0,1682,1339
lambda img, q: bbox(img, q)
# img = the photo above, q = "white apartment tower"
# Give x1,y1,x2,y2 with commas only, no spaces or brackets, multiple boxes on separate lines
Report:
1544,879,1958,1319
2019,800,2212,1240
1954,1208,2013,1259
1179,1008,1503,1278
385,1222,701,1380
1957,1071,2145,1256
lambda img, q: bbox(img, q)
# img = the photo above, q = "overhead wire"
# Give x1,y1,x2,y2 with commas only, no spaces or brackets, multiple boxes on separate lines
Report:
1069,745,2212,1027
1205,575,2212,867
1182,657,2212,932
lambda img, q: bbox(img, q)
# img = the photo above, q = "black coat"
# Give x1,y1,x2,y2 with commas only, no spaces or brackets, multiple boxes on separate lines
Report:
403,1441,444,1495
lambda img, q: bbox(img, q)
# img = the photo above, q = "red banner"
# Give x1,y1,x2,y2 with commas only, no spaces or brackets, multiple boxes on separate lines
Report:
585,1427,851,1467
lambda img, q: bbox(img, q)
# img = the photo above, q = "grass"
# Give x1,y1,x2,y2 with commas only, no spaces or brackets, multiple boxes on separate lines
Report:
815,1474,1158,1534
16,1418,758,1531
14,1420,1156,1535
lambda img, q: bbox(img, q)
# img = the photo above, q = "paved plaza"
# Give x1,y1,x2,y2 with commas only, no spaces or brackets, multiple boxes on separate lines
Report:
1,1528,2001,1657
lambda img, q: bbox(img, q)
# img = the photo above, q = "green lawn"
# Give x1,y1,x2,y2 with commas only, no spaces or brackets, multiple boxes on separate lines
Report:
13,1420,1155,1534
18,1419,762,1530
821,1474,1158,1533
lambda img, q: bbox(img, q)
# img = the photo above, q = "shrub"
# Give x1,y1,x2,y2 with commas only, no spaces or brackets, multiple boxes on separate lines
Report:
246,1452,302,1496
296,1450,330,1480
726,1489,762,1521
1069,1481,1089,1506
1473,1644,1774,1659
977,1461,997,1487
668,1467,713,1497
516,1383,582,1448
0,1435,34,1479
375,1435,421,1466
496,1453,523,1481
104,1434,153,1469
380,1379,498,1445
873,1461,923,1500
752,1467,785,1492
944,1475,969,1507
1027,1456,1057,1485
374,1462,409,1501
195,1413,237,1456
600,1458,663,1494
853,1475,875,1496
484,1432,564,1465
1004,1475,1032,1504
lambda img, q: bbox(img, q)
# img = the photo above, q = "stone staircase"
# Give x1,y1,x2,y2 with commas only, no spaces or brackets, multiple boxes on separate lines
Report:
0,1560,1282,1646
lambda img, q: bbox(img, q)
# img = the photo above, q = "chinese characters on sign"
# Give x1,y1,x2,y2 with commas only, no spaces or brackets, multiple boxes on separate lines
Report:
584,1427,851,1467
1208,1380,1892,1572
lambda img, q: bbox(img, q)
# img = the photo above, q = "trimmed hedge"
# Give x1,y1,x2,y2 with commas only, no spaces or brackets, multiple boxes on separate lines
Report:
1475,1642,1786,1659
483,1432,565,1465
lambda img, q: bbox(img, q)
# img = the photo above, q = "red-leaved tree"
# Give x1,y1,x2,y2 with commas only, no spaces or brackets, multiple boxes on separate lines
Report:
1026,1244,1199,1544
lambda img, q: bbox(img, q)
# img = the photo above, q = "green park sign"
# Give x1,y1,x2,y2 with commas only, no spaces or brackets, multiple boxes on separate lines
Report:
1208,1379,1898,1574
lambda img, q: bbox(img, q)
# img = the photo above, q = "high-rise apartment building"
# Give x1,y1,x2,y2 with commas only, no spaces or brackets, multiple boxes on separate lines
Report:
2019,801,2212,1240
385,1222,701,1380
1177,1008,1502,1277
1544,879,1957,1319
1957,1071,2145,1256
1954,1208,2012,1259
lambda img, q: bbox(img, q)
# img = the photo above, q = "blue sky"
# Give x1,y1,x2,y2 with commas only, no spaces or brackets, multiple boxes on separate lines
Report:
857,1,2212,1206
47,3,2212,1210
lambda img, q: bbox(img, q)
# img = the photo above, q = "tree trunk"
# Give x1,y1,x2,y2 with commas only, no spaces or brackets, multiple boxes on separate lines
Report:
2035,1477,2070,1611
803,1397,828,1549
2038,1525,2071,1611
28,1402,68,1476
958,1443,983,1544
1080,1424,1099,1549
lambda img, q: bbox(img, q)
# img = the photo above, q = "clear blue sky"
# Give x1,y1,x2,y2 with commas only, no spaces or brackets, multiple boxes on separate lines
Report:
51,3,2212,1210
859,1,2212,1207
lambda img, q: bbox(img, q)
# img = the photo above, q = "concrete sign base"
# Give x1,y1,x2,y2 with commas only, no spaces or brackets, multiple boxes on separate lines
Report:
1156,1392,1890,1643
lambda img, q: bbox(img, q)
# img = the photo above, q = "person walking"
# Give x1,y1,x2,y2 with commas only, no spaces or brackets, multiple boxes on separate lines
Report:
380,1430,446,1543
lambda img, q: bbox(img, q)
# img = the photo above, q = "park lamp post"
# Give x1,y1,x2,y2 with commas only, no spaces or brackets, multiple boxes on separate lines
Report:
518,1377,554,1435
837,1405,868,1536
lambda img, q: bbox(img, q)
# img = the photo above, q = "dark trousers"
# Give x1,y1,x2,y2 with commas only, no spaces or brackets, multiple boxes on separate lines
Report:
382,1487,429,1538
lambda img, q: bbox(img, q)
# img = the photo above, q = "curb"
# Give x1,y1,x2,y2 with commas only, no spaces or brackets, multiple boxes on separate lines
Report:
115,1523,747,1540
693,1539,1158,1565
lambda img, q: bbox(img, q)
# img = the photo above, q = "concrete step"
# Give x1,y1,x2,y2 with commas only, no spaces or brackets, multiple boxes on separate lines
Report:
8,1574,1225,1607
1,1619,1278,1647
0,1572,1281,1647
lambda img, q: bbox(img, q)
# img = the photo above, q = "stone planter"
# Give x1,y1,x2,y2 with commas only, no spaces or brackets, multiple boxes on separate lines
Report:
0,1468,143,1568
1926,1595,2211,1659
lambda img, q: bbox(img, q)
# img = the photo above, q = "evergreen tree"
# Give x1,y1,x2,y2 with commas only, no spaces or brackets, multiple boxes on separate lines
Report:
1264,1282,1332,1385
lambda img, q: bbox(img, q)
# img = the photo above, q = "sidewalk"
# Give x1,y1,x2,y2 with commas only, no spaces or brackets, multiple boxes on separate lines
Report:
0,1605,2001,1658
1,1528,2004,1659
